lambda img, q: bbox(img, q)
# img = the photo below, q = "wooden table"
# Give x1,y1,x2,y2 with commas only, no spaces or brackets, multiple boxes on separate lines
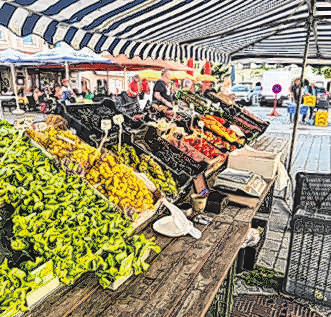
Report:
24,136,290,317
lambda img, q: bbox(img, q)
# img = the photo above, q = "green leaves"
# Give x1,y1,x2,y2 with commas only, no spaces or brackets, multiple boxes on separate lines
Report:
0,120,161,314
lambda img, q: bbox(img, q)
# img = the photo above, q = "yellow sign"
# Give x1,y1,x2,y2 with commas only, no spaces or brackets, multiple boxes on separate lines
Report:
303,95,316,106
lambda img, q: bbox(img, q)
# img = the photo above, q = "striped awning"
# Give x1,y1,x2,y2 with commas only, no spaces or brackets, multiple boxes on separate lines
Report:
0,0,330,65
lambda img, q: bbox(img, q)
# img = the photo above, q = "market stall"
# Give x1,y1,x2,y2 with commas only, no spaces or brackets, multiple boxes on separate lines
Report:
0,76,285,316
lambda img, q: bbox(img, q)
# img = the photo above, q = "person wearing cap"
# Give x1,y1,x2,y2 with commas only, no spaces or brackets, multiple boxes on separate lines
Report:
128,74,141,100
61,78,75,102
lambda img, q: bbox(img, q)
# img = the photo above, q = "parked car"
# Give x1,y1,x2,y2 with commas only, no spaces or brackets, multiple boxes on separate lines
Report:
247,86,263,105
231,85,250,105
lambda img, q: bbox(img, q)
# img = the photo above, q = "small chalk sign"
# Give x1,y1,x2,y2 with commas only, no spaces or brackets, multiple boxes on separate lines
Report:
101,119,112,132
113,114,124,126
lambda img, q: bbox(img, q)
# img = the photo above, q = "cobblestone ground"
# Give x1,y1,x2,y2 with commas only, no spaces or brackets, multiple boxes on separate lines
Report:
233,106,331,317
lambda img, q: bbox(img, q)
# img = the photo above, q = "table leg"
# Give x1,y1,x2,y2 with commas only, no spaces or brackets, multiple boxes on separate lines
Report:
257,182,275,214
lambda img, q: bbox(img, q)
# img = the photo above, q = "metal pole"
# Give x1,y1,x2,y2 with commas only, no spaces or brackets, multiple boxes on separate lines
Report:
11,64,25,115
287,18,312,174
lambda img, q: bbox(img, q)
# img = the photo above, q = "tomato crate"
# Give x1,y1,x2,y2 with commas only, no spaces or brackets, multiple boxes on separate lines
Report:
133,126,208,177
285,209,331,306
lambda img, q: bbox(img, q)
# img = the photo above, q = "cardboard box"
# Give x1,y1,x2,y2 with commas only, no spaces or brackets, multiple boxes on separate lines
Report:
228,148,280,179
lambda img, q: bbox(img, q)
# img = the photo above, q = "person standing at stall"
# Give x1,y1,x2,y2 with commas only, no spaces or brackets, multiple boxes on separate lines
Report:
290,78,301,123
303,81,317,122
152,69,173,111
127,74,141,102
61,78,75,103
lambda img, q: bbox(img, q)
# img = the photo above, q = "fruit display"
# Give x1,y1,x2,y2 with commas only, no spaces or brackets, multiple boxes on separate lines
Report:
175,89,208,113
27,127,99,169
112,144,178,196
183,137,222,160
194,129,237,152
201,115,245,145
28,127,155,213
0,121,161,316
86,155,155,212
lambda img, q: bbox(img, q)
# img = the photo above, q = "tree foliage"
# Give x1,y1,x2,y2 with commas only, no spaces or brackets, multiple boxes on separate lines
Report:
312,67,331,78
211,63,230,82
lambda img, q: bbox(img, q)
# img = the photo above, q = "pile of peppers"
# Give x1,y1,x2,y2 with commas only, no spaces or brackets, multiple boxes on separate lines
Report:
0,121,161,316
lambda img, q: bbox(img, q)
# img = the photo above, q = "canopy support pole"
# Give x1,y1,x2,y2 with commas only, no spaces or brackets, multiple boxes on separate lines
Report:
123,67,127,92
65,61,69,80
287,16,313,174
11,64,25,115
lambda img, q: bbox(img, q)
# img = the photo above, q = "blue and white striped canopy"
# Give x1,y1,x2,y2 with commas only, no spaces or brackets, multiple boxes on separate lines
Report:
0,0,330,64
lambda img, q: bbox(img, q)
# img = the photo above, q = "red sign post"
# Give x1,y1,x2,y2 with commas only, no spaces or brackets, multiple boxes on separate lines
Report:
268,84,282,117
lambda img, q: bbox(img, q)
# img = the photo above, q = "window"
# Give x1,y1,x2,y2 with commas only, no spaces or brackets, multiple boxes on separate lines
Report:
232,86,249,92
242,63,251,69
22,35,33,44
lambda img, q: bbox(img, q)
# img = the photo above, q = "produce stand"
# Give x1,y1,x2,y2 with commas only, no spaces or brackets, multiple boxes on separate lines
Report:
0,90,290,316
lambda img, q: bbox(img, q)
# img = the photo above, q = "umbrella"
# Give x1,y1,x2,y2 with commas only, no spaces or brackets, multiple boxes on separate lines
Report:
187,58,194,76
0,49,37,115
170,72,195,81
195,74,218,82
138,70,161,81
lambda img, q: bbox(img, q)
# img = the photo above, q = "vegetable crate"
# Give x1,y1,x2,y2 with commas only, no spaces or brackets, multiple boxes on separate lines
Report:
62,99,120,145
284,209,331,306
133,126,208,177
106,132,193,204
293,172,331,216
206,257,237,317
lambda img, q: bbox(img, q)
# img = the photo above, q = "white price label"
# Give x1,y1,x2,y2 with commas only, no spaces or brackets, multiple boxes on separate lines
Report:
14,116,34,132
101,119,112,131
198,121,204,129
189,103,195,110
173,105,178,113
113,114,124,125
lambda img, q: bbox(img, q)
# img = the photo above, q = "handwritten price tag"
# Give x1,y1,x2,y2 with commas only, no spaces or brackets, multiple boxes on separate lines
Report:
101,119,112,132
113,114,124,126
14,116,34,132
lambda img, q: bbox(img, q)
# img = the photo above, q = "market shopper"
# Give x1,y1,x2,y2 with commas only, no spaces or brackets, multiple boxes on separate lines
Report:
152,69,173,111
61,78,75,103
303,82,317,122
127,74,141,101
290,78,301,123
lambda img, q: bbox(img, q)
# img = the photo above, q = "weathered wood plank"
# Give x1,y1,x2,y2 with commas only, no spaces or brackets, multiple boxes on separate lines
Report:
24,273,100,317
169,221,249,317
70,220,232,317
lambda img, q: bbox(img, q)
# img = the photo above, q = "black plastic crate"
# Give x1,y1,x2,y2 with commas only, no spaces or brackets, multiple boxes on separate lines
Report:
206,257,237,317
133,126,208,177
103,133,193,203
293,172,331,216
284,209,331,306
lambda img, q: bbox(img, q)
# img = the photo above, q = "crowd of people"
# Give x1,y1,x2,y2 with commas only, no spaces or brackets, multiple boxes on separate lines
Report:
290,77,319,124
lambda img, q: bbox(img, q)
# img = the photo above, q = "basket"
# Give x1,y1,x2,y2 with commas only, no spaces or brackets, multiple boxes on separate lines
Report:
315,110,329,127
284,209,331,306
299,105,308,115
294,172,331,216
